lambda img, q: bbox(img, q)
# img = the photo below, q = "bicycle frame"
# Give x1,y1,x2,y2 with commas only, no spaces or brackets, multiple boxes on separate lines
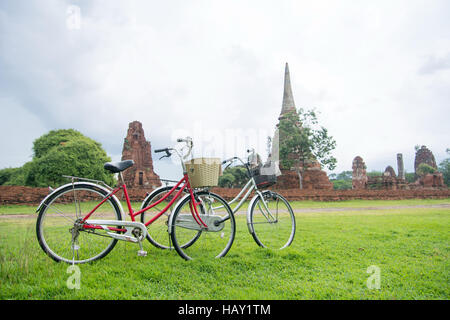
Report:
81,173,207,233
218,177,276,222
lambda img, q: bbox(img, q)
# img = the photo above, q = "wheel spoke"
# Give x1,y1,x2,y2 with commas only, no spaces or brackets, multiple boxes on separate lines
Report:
171,192,235,260
249,192,295,249
37,183,122,264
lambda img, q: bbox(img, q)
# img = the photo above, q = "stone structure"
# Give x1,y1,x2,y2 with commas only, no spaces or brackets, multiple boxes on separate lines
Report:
273,63,332,190
366,159,407,190
414,146,437,176
414,173,445,188
382,166,397,189
411,145,446,188
397,153,405,180
352,156,368,189
2,185,450,205
121,121,161,188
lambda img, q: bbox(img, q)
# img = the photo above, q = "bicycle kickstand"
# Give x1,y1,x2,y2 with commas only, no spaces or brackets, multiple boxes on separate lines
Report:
137,239,147,257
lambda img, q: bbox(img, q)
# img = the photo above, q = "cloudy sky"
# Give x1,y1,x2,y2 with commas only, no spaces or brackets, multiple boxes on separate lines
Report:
0,0,449,180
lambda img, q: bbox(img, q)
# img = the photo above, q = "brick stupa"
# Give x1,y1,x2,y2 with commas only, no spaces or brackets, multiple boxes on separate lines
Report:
274,63,333,190
121,121,161,189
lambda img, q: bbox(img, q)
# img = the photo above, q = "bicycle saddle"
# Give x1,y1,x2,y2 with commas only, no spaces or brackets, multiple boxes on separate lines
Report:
104,160,134,173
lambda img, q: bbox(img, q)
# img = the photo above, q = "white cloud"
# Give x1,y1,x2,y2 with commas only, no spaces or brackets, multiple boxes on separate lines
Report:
0,0,449,180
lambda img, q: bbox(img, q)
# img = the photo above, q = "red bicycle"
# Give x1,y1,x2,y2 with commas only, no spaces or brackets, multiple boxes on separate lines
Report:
36,137,235,263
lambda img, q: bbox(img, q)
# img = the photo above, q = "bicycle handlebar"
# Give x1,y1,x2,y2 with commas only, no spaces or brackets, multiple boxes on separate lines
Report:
154,148,170,153
154,137,193,173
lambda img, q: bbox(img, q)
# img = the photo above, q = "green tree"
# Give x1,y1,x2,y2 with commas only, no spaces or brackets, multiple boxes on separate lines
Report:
1,129,114,187
0,162,33,186
405,172,416,183
438,148,450,186
218,166,248,188
328,170,353,190
367,171,383,178
279,108,337,189
218,172,235,188
332,179,353,190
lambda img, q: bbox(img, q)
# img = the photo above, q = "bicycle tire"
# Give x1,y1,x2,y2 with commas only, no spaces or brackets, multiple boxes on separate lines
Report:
169,191,236,260
248,191,296,249
36,182,123,264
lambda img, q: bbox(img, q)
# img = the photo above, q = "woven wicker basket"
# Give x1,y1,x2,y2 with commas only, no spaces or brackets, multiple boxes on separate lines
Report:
185,158,222,188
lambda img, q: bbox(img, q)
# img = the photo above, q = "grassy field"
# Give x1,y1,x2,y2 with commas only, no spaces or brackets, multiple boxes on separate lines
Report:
0,199,449,300
1,198,448,215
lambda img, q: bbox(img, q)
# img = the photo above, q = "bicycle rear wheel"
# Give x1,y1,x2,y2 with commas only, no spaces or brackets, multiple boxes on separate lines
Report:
170,191,235,260
36,183,123,264
248,191,295,249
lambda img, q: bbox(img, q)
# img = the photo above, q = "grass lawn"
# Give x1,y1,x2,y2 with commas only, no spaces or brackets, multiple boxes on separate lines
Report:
0,199,449,300
1,198,449,215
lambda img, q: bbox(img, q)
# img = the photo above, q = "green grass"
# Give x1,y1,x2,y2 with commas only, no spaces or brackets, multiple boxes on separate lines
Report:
0,201,144,215
0,200,449,300
287,198,450,209
1,198,448,215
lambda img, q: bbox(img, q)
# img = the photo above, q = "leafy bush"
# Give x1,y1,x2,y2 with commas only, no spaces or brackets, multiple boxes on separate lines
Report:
438,148,449,186
0,129,114,187
416,163,437,177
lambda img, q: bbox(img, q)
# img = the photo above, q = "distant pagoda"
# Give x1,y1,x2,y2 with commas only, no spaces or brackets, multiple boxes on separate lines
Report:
274,63,333,190
121,121,161,189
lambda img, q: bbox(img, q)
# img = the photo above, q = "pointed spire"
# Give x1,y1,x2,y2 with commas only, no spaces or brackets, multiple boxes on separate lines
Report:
280,62,296,116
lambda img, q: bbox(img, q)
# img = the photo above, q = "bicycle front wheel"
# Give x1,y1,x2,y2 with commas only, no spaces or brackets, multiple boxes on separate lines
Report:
248,191,296,249
36,183,123,264
170,191,236,260
140,186,200,250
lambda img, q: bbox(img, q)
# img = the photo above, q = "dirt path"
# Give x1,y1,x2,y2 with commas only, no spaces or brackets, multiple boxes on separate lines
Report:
1,203,449,219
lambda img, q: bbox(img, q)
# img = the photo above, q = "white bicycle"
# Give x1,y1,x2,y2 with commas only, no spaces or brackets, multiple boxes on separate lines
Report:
220,149,296,250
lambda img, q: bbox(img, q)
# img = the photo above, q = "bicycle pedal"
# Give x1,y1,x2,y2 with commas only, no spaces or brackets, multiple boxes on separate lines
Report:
137,250,147,257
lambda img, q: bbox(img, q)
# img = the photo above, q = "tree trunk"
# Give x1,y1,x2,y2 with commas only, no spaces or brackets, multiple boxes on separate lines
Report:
296,167,303,189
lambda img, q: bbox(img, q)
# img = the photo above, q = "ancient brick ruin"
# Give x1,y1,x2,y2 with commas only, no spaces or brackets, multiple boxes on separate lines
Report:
354,147,446,190
273,63,333,190
397,153,405,180
352,156,368,189
121,121,161,189
365,160,407,190
2,185,449,205
414,146,437,174
413,145,446,188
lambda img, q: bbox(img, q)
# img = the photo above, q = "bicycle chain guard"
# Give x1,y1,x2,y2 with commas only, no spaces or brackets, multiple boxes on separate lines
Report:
175,214,224,232
85,220,148,243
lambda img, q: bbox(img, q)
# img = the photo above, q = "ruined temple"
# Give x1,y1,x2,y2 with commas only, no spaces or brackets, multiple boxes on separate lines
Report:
397,153,405,180
121,121,161,189
363,154,407,190
413,146,446,188
414,146,437,175
352,156,368,189
274,63,332,190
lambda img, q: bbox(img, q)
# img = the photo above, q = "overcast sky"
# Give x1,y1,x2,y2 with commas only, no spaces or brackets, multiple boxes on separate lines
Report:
0,0,449,180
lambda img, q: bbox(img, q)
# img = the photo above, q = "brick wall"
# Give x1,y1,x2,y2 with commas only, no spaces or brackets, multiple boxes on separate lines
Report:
210,187,450,201
2,185,448,206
